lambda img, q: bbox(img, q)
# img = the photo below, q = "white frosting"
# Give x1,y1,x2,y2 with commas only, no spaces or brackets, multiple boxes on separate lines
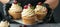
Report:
9,3,22,13
0,21,9,27
22,7,35,16
35,5,47,14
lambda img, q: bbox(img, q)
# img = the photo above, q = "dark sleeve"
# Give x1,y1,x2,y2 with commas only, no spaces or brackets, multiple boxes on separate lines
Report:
0,3,5,21
0,12,4,21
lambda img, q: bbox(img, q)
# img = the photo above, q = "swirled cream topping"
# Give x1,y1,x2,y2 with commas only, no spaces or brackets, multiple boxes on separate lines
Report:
22,7,35,16
35,5,47,14
9,3,22,13
0,21,9,27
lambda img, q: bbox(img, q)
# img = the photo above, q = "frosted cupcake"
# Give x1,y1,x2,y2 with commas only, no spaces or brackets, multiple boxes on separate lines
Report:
21,4,36,25
35,2,47,21
8,0,22,20
0,20,10,27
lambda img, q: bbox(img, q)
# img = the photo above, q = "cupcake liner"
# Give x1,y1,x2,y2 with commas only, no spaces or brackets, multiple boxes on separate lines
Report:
22,15,36,25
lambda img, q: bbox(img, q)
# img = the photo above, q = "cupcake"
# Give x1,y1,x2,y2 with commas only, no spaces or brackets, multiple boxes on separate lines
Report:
0,20,10,27
21,4,36,25
8,0,22,20
35,2,47,21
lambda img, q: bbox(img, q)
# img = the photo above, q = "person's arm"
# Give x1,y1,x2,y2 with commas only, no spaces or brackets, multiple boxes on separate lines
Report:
44,0,59,10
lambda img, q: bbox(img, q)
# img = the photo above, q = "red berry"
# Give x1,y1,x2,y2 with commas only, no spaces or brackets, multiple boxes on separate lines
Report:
24,25,27,27
28,3,32,7
13,0,17,4
38,2,42,5
24,5,28,9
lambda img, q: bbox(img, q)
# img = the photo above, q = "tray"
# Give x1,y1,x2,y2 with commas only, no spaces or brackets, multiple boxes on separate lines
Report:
13,19,44,25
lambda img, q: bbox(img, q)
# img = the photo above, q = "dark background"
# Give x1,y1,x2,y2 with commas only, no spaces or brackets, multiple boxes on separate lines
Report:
53,0,60,23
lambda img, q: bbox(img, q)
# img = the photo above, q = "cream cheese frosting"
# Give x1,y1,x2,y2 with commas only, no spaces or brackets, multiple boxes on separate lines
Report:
9,3,22,13
0,21,9,27
35,5,47,14
21,6,35,16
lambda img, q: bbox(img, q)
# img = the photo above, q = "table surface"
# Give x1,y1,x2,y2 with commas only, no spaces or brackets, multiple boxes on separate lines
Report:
10,23,60,27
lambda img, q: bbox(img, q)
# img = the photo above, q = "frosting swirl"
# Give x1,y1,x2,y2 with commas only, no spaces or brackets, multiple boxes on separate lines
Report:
35,5,47,14
9,3,22,13
22,7,35,16
0,21,9,27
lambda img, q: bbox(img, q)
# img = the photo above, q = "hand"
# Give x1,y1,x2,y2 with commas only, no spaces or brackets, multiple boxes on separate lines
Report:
0,0,10,4
44,0,59,10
